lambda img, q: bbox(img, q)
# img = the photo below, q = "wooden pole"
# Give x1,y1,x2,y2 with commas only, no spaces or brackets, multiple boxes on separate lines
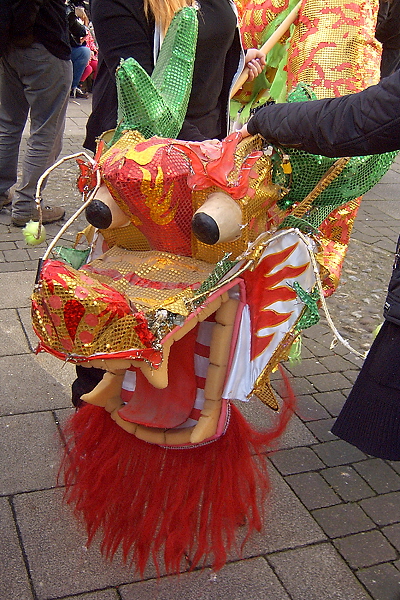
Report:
230,1,301,98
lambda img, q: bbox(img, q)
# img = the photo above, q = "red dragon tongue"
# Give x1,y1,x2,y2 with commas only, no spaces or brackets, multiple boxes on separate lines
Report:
63,298,85,341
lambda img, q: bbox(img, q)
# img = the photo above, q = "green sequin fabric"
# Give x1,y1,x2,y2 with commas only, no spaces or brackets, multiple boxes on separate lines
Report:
113,6,198,143
193,254,238,307
275,84,398,231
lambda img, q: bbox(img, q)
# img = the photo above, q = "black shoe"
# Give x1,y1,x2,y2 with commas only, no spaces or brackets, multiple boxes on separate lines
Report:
70,87,88,100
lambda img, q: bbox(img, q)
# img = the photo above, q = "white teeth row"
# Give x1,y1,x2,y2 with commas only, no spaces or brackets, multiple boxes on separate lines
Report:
78,294,239,446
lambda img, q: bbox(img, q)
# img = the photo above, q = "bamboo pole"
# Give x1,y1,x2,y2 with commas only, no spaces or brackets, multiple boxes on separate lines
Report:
230,1,301,98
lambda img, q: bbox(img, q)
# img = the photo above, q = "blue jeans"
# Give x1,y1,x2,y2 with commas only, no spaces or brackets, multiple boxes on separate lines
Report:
71,45,91,89
0,43,72,219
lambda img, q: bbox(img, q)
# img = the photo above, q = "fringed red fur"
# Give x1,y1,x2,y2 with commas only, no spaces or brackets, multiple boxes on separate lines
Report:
61,373,295,576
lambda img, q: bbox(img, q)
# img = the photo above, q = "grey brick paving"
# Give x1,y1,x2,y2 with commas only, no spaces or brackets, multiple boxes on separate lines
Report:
354,459,400,494
0,308,31,355
0,412,61,494
285,471,341,509
313,440,367,467
13,489,139,600
334,530,398,569
2,100,400,600
312,503,375,537
0,498,34,600
62,593,119,600
268,544,372,600
321,466,375,502
269,447,325,475
120,558,291,600
356,564,400,600
0,354,70,415
308,372,354,392
305,417,338,442
294,393,331,420
313,390,348,417
360,492,400,526
382,523,400,552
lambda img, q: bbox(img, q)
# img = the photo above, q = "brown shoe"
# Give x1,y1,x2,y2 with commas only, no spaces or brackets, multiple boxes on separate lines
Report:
41,205,65,224
11,205,65,227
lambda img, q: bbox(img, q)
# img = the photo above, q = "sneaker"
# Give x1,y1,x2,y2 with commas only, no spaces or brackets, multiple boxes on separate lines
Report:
0,191,12,209
11,205,65,227
70,87,89,100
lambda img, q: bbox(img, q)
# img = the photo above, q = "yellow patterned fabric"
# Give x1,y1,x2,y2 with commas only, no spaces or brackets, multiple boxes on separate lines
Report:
32,249,217,361
287,0,381,98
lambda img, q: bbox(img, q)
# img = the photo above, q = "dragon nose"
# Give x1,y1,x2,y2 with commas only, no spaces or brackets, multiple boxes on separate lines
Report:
86,199,113,229
85,184,131,230
191,191,242,245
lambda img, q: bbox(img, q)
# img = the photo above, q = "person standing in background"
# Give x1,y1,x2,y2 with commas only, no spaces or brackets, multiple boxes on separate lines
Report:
376,0,400,78
67,0,91,99
0,0,72,227
83,0,265,152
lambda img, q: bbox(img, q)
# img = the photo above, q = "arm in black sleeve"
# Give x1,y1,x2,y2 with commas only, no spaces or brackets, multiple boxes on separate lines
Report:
177,120,207,142
247,69,400,157
91,0,154,80
68,8,87,43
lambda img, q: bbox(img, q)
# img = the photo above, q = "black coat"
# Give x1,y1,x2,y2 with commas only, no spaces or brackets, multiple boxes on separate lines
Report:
247,69,400,158
84,0,242,151
0,0,70,60
376,0,400,49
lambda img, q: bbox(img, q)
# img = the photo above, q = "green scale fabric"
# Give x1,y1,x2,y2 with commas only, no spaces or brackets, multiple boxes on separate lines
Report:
275,84,398,231
113,6,198,143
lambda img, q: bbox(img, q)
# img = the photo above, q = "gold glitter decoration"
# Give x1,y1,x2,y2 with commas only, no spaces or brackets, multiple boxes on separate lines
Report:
32,247,216,360
287,0,381,98
84,246,214,316
32,268,144,359
192,136,277,263
99,223,151,252
252,378,279,411
250,328,302,410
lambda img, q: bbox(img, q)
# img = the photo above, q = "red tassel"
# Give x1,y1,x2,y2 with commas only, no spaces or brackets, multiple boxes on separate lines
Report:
61,371,296,575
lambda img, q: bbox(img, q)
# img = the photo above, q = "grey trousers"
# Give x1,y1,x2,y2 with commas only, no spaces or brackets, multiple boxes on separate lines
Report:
0,43,72,218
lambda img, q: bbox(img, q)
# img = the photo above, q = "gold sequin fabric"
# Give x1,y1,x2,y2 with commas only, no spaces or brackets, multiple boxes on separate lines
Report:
287,0,381,97
32,248,214,361
99,132,275,264
83,247,214,316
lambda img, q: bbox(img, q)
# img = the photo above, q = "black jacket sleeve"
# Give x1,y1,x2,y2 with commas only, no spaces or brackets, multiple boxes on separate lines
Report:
247,69,400,157
67,6,87,46
91,0,154,80
84,0,155,151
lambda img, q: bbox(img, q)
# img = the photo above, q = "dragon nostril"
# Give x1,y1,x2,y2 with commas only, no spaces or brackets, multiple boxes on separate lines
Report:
192,212,220,245
85,199,113,229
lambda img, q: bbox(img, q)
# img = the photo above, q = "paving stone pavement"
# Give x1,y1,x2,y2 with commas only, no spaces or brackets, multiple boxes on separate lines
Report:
1,98,400,600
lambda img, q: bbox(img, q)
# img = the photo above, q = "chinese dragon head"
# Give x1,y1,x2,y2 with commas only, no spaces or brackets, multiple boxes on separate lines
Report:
29,0,395,576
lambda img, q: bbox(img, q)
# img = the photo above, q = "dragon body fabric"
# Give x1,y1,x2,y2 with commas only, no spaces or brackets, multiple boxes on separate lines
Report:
30,0,395,575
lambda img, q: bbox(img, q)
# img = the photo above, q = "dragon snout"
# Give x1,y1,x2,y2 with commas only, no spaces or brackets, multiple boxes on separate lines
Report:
86,199,113,229
192,192,242,245
86,184,131,230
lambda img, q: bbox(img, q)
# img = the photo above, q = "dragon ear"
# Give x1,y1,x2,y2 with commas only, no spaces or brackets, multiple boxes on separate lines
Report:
113,6,198,143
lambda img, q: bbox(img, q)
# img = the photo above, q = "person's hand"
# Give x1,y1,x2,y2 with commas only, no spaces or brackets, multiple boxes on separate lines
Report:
238,124,250,138
244,49,266,81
